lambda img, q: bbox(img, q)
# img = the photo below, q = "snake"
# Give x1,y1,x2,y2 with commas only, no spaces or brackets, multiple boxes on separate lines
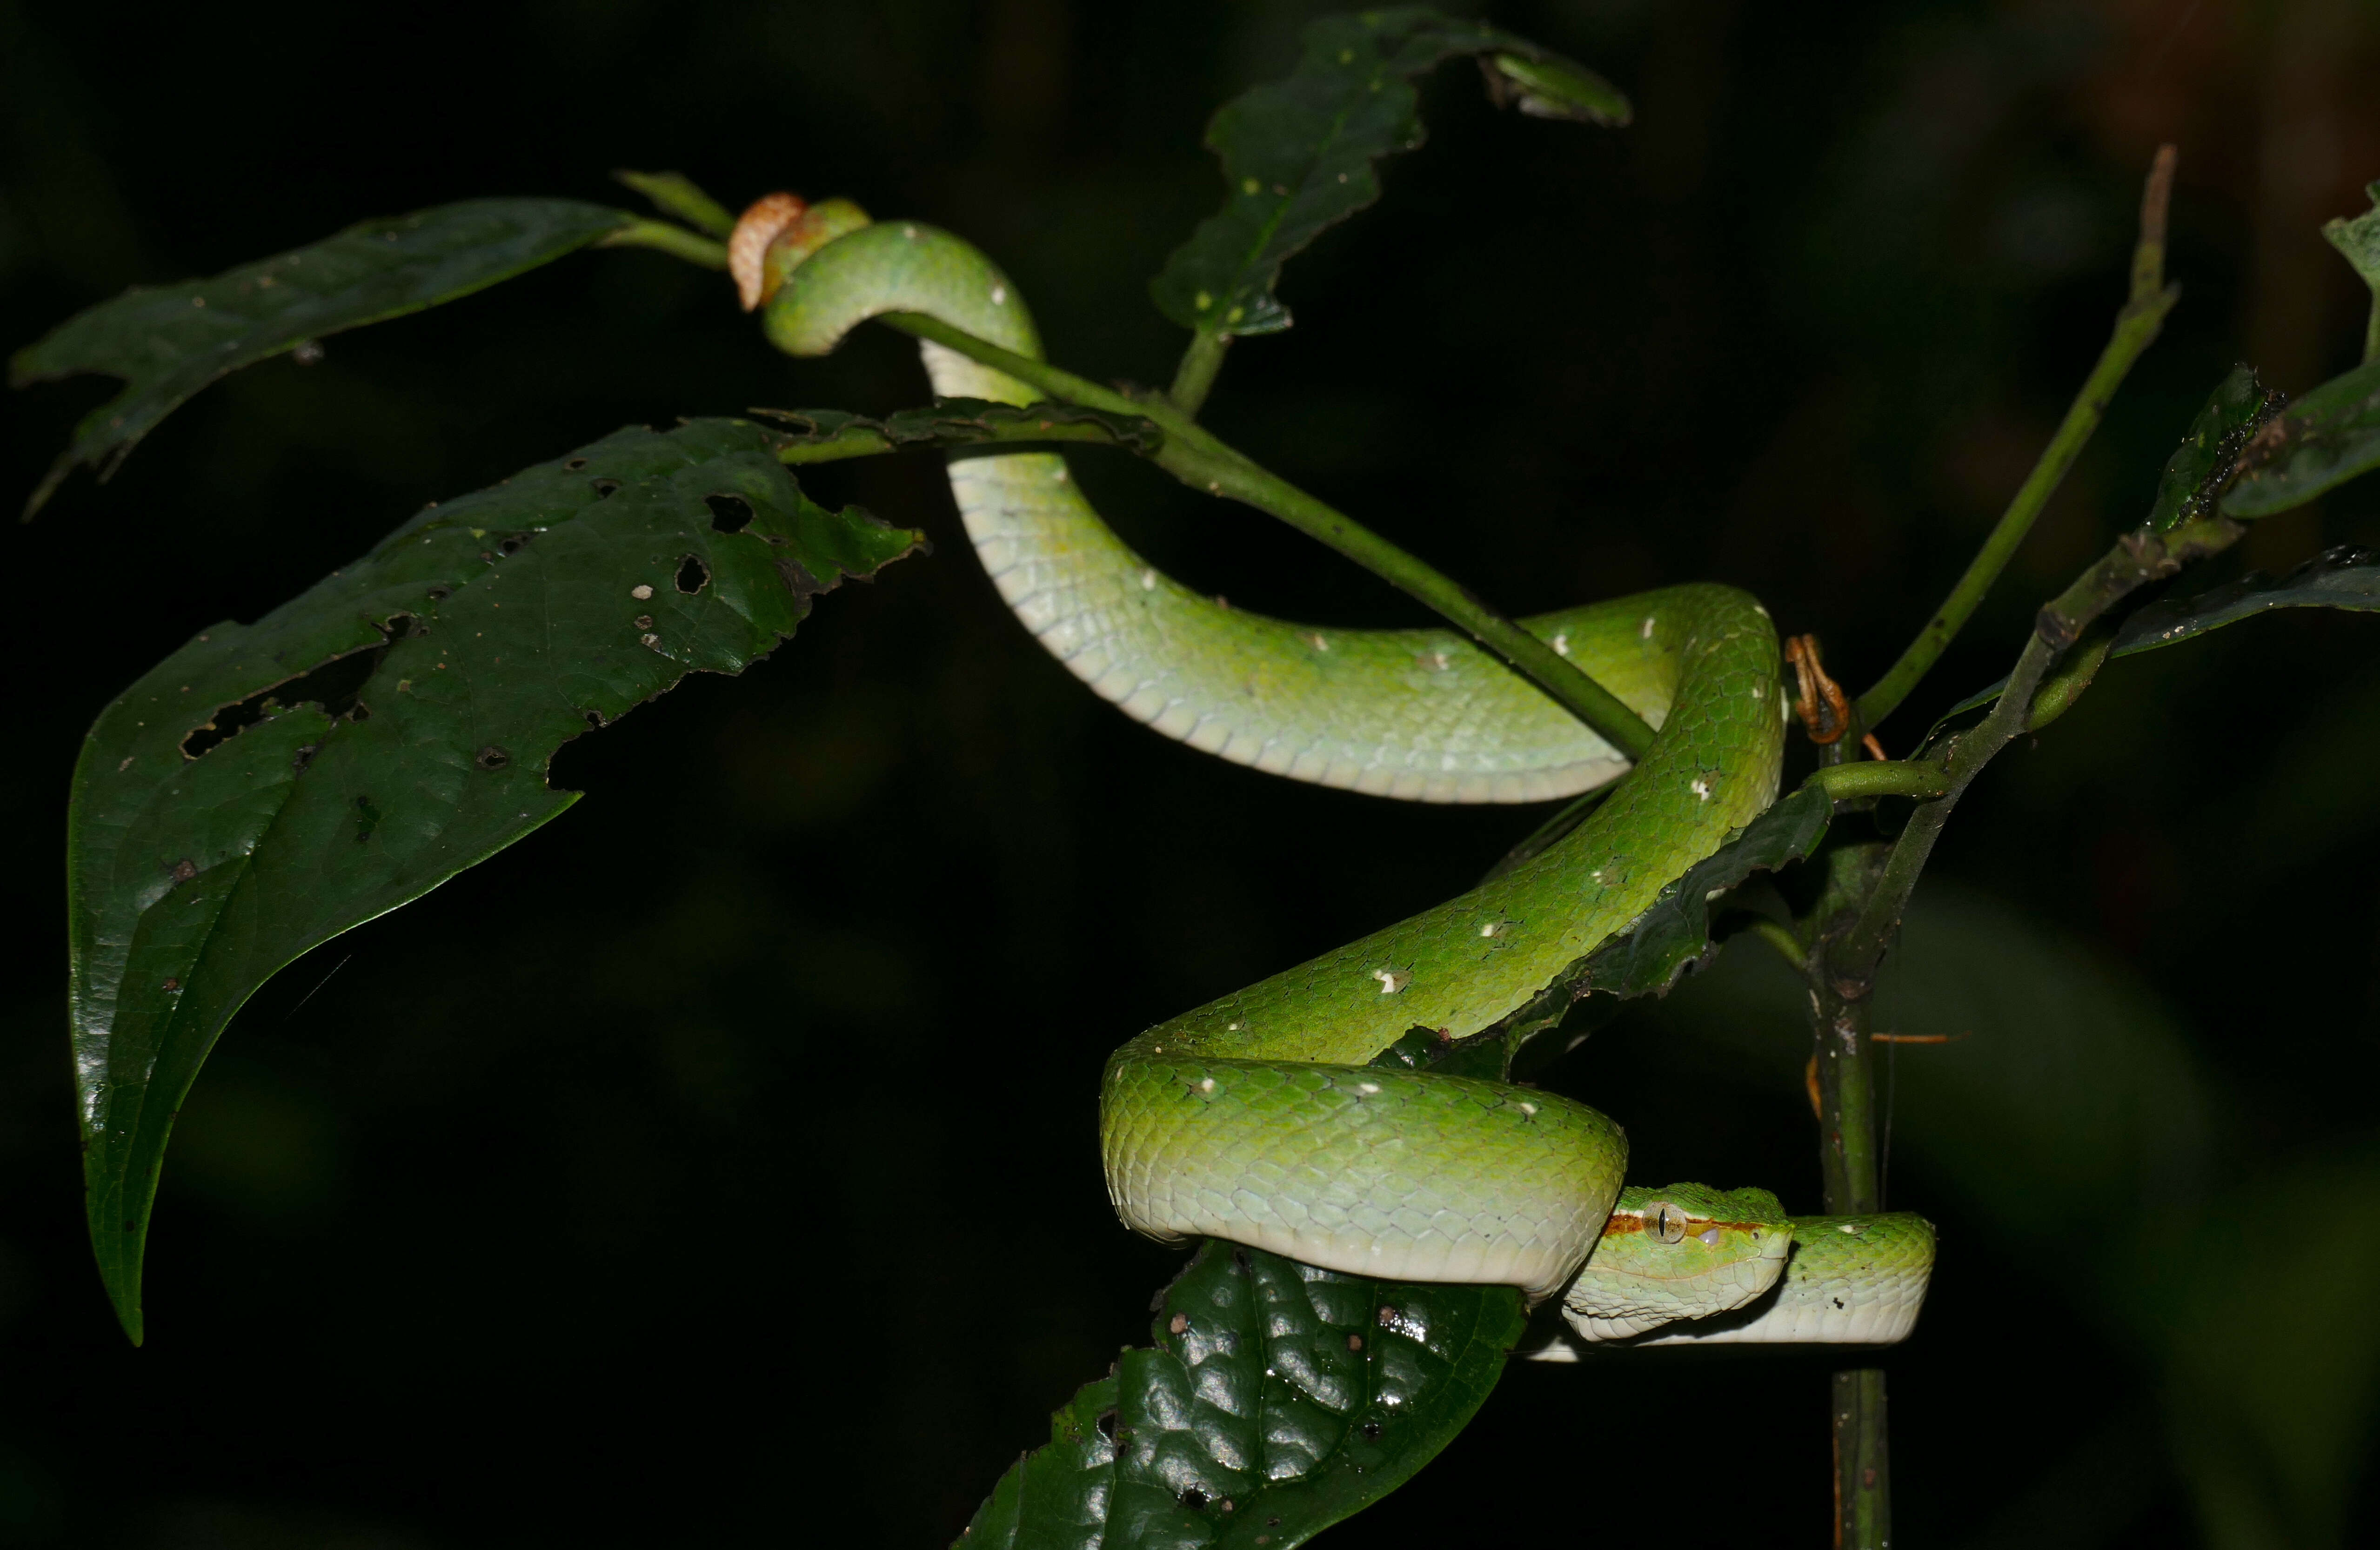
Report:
735,195,1935,1349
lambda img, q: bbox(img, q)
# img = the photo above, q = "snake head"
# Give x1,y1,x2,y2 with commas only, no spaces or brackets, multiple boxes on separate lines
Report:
729,193,875,311
1559,1183,1793,1343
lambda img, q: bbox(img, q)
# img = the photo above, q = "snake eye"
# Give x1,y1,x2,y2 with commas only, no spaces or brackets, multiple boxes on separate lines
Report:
1649,1203,1688,1245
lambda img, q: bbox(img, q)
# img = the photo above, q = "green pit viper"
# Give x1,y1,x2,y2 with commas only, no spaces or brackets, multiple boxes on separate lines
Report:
732,194,1934,1352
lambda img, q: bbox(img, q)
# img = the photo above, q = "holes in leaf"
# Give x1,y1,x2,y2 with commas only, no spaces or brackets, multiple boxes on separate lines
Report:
426,585,450,602
675,555,711,593
705,493,754,533
590,478,622,499
1359,1421,1383,1441
1179,1488,1208,1511
565,458,588,471
500,534,529,556
1094,1408,1117,1443
583,710,606,729
182,633,395,759
475,745,511,771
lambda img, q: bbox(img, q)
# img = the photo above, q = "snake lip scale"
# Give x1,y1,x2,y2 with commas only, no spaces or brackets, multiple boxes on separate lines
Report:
749,198,1935,1347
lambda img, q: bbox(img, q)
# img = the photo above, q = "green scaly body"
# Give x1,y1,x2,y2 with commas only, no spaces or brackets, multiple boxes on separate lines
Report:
762,214,1932,1340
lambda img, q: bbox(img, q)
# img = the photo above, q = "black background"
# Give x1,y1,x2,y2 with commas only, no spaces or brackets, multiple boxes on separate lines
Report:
4,1,2379,1546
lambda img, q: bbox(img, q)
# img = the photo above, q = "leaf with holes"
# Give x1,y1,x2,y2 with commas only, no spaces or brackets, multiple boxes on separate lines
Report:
1149,7,1626,340
10,198,635,516
960,1237,1526,1550
70,417,921,1341
2222,354,2380,518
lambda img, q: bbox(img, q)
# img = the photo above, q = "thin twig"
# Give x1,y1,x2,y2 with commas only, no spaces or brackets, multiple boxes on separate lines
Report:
1855,146,2179,731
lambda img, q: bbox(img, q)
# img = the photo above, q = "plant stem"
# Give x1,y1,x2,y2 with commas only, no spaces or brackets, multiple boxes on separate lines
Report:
1170,329,1231,415
771,416,1148,465
1799,511,2242,1548
881,311,1659,760
596,218,729,270
1834,1369,1893,1550
1855,145,2179,731
1836,512,2242,983
1814,760,1948,802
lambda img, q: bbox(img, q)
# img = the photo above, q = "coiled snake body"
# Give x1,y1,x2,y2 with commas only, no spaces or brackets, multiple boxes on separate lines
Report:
743,201,1933,1348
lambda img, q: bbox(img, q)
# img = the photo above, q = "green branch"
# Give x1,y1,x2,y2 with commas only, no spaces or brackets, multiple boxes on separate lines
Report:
1169,329,1232,416
1814,760,1948,802
1856,145,2179,731
880,312,1659,761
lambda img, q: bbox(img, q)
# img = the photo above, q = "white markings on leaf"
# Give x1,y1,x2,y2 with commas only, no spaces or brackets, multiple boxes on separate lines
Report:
631,584,654,600
1372,968,1410,994
1551,632,1570,656
1355,1081,1381,1096
1517,1101,1537,1117
1140,568,1157,590
1053,466,1069,483
1198,1076,1216,1094
1640,616,1656,640
989,284,1006,305
1690,778,1711,801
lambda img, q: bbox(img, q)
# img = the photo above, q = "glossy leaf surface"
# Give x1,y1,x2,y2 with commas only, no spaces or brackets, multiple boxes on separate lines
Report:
70,418,922,1340
1149,7,1626,338
1939,545,2380,728
2145,364,2281,532
959,1238,1526,1550
11,198,633,515
2223,355,2380,517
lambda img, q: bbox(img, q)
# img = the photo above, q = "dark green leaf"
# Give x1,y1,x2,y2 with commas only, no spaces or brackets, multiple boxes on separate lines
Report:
1486,784,1835,1050
2145,364,2282,532
11,198,634,516
71,418,922,1341
958,1238,1527,1550
1149,7,1627,338
613,169,737,238
2222,355,2380,517
2109,542,2380,651
754,398,1162,464
1935,545,2380,730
